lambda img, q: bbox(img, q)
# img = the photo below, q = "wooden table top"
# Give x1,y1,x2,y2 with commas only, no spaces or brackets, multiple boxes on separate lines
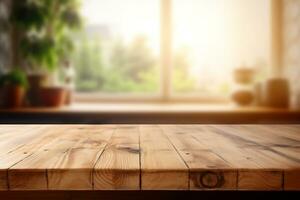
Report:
0,125,299,191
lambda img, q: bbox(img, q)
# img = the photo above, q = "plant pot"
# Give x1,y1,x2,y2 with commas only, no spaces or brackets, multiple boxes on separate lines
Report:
2,85,26,108
39,87,66,107
27,74,48,106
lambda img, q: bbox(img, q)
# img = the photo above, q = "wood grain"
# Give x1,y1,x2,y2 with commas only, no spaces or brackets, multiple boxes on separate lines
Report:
8,126,112,190
161,125,237,190
94,126,140,190
48,126,115,190
0,125,60,190
210,125,299,190
140,125,188,190
0,125,299,191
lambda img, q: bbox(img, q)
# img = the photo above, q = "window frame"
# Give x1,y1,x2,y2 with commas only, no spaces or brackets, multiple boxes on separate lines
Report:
75,0,282,103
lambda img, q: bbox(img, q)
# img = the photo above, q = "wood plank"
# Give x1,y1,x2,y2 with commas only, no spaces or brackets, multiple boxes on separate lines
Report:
162,125,237,190
0,126,52,157
48,126,115,190
272,147,300,190
163,125,299,190
234,148,286,190
247,125,300,143
205,126,283,190
0,125,58,190
0,126,34,141
209,125,300,190
232,125,300,147
94,126,140,190
237,170,282,190
284,170,300,191
140,125,188,190
0,126,76,170
8,126,110,190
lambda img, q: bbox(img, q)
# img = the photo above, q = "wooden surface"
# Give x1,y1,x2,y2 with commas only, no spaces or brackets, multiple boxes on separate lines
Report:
0,125,299,191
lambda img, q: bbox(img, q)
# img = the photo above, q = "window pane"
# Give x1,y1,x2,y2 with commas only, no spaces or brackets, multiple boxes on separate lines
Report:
73,0,160,94
172,0,271,97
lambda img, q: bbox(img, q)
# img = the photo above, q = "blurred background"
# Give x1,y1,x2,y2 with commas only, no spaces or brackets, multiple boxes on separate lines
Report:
0,0,300,123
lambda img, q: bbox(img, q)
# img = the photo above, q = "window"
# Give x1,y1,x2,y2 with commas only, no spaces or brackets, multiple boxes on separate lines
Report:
74,0,160,98
74,0,271,102
172,0,270,98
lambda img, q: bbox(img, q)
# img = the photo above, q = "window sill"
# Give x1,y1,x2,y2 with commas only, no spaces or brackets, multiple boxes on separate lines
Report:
0,103,300,124
0,102,298,113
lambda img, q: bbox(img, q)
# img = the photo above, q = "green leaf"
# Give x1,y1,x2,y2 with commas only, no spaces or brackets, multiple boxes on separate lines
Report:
0,68,28,88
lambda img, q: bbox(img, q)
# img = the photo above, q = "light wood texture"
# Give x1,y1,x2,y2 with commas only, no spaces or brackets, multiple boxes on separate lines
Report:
140,125,188,190
210,125,299,190
47,126,115,190
161,125,237,190
8,126,97,190
94,126,140,190
8,126,114,190
0,125,299,191
0,125,58,190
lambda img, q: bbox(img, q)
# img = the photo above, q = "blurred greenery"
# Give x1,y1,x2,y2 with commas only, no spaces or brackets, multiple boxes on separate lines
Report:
72,33,196,93
0,68,28,88
172,48,196,93
10,0,82,72
73,35,159,93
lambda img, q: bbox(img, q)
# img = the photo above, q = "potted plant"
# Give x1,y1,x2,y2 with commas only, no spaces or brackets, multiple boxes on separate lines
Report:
10,0,81,107
0,69,28,108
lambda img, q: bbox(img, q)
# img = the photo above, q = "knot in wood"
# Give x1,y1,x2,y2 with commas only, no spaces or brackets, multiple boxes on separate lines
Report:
198,171,224,189
117,146,140,154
